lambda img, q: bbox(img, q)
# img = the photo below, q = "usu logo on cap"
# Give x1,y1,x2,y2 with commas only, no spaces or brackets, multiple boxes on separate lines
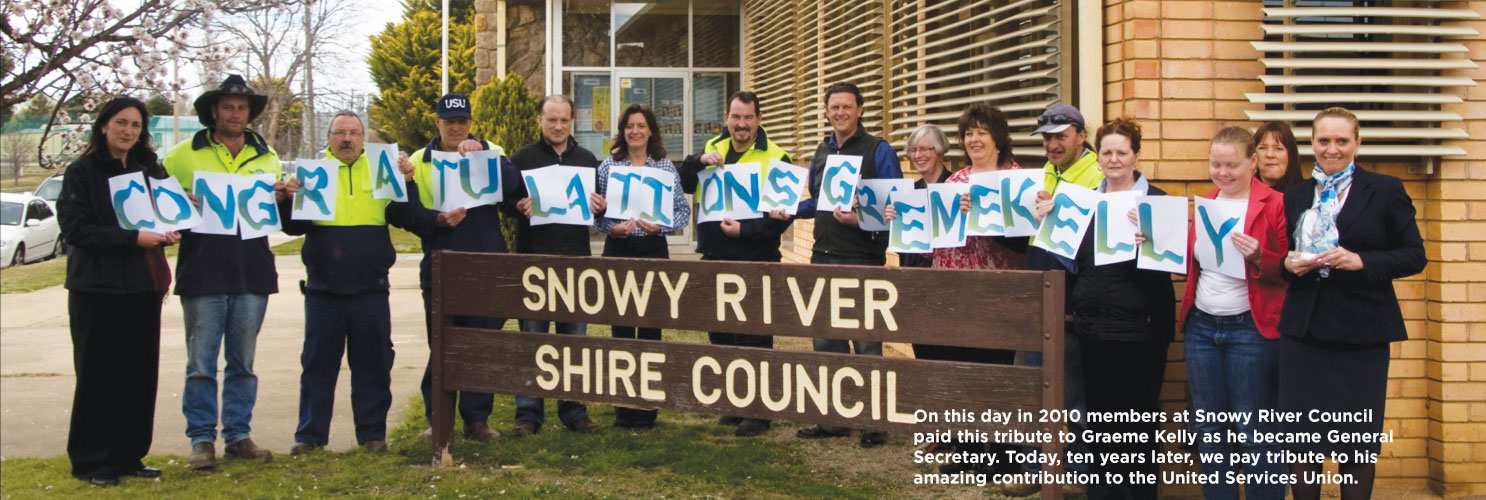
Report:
436,92,473,119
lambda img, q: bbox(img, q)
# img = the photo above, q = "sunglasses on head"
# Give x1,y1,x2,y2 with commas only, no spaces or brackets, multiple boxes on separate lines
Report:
1038,114,1077,127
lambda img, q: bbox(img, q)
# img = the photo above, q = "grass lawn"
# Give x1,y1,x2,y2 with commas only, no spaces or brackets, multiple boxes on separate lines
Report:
1,165,62,194
0,255,67,294
0,328,1034,499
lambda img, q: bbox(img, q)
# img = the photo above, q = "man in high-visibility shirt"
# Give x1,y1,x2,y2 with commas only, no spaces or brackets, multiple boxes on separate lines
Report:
678,90,794,438
163,74,284,470
282,111,399,455
385,92,522,443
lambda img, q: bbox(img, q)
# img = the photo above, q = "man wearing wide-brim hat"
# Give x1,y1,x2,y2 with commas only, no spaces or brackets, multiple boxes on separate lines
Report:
162,74,289,470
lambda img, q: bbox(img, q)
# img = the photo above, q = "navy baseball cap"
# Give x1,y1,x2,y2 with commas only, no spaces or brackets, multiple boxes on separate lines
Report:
436,93,472,120
1032,103,1085,135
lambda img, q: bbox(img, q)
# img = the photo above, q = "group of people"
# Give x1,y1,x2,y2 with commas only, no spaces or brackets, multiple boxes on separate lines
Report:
59,74,1423,500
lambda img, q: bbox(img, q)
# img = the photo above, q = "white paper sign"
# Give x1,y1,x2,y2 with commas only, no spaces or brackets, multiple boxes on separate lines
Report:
760,160,808,215
107,172,159,232
695,168,726,223
191,171,240,236
1135,195,1189,274
605,166,677,226
1093,191,1140,266
429,151,472,212
1031,183,1099,259
719,163,764,221
365,143,407,201
1194,197,1248,280
889,189,931,254
928,183,971,249
855,179,912,231
965,171,1004,237
523,165,595,226
815,154,862,212
462,149,506,208
292,159,339,221
148,175,202,233
997,169,1044,237
235,173,283,239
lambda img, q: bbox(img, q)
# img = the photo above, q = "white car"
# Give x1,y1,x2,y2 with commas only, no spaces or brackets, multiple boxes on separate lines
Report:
1,192,63,268
32,173,63,214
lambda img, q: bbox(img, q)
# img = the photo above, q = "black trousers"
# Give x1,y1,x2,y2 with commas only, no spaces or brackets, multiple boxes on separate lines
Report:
1080,337,1169,500
603,234,668,424
421,288,503,427
68,290,162,479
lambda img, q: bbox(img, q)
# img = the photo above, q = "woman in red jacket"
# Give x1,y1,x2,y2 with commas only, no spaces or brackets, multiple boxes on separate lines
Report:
1179,126,1289,500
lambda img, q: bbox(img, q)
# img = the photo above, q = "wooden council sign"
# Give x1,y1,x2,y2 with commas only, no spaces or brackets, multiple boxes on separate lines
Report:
428,252,1066,495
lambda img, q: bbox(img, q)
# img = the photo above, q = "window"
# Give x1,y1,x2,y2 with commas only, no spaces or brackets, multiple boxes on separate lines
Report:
1248,1,1479,157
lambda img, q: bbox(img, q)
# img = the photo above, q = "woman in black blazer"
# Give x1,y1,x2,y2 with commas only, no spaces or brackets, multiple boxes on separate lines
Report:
1279,107,1425,500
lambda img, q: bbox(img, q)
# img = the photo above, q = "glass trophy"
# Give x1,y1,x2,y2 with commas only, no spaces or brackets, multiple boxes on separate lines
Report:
1293,208,1337,275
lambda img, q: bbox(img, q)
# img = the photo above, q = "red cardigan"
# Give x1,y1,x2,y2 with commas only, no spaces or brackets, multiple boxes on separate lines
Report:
1177,177,1289,339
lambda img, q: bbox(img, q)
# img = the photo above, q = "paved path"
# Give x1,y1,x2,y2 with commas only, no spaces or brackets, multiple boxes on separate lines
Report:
0,253,430,459
1,238,702,460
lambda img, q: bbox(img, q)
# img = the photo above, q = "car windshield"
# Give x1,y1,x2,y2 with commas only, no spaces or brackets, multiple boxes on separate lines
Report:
0,202,22,226
34,178,63,202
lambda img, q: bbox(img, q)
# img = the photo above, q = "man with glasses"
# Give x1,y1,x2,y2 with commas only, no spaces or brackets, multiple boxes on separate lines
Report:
385,93,524,446
282,111,403,455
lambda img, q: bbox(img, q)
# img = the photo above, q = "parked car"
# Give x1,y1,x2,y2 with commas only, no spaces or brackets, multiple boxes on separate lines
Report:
32,172,64,214
1,192,63,268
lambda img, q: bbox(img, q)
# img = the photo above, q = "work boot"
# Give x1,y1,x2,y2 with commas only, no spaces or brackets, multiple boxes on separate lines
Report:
570,417,602,434
735,419,770,437
188,442,216,470
362,440,388,452
510,421,539,437
463,422,500,442
289,442,318,456
224,438,273,463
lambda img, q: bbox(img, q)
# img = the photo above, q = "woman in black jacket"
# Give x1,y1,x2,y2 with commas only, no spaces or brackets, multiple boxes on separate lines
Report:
1279,108,1426,500
58,97,179,487
1072,118,1174,500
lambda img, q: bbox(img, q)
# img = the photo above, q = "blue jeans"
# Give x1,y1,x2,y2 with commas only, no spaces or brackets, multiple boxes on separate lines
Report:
513,319,591,428
1015,332,1089,474
1185,309,1284,500
181,293,268,447
296,293,395,445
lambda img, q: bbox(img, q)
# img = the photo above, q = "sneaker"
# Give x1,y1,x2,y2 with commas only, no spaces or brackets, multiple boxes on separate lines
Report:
570,417,602,434
289,442,318,456
362,440,388,452
859,430,886,448
463,422,500,442
224,438,273,463
735,419,770,437
510,421,539,437
795,424,850,439
188,442,216,470
717,416,743,426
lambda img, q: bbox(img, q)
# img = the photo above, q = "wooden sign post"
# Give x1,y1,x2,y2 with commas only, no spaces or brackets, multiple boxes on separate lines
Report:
429,252,1065,496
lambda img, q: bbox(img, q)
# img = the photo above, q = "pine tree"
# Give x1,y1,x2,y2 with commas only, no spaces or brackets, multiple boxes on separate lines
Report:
471,73,540,154
367,9,476,151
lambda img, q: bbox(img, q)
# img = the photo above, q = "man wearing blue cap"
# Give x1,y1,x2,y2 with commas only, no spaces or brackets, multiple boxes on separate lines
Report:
386,92,522,444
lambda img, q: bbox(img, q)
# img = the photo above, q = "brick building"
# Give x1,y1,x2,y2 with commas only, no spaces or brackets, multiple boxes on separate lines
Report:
472,0,1485,496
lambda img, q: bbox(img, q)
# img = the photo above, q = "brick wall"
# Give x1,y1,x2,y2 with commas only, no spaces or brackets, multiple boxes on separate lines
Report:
1428,2,1486,496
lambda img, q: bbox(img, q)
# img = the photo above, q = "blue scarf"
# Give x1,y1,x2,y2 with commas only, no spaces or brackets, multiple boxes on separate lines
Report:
1308,162,1354,277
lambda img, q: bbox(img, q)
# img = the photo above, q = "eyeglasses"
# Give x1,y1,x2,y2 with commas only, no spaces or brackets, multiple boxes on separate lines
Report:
330,130,364,137
907,147,938,155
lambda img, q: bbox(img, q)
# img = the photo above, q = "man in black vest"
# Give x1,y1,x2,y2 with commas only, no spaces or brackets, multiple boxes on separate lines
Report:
792,82,903,448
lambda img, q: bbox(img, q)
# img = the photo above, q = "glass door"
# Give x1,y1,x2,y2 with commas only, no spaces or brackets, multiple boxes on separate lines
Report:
614,71,689,162
569,73,612,157
614,70,690,244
